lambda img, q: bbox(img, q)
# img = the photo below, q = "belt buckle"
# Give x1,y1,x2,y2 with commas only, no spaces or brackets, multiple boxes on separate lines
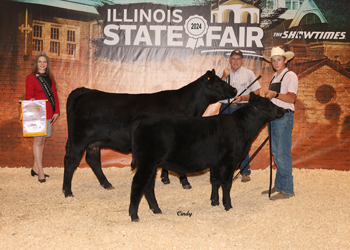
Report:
230,103,237,108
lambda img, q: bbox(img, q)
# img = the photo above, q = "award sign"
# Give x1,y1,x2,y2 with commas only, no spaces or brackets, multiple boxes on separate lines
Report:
21,100,47,137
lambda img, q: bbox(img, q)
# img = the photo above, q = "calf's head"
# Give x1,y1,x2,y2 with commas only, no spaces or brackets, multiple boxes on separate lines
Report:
202,69,237,102
249,92,285,121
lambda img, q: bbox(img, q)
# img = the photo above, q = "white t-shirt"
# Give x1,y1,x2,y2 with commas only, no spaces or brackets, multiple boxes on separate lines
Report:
270,68,298,111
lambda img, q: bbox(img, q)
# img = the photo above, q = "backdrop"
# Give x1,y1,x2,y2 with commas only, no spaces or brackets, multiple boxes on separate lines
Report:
1,0,349,170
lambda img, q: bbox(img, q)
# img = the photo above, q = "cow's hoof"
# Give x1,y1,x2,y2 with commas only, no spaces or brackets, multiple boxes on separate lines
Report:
131,217,140,222
130,213,140,222
224,205,232,211
101,183,114,190
182,184,192,189
211,200,219,206
161,178,170,185
62,189,74,198
106,185,115,190
151,208,162,214
63,191,74,198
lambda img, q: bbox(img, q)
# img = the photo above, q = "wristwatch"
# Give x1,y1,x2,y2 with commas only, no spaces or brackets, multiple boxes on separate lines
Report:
275,93,279,98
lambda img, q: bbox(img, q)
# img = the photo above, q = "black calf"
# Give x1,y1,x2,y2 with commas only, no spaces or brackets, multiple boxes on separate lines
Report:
129,93,285,221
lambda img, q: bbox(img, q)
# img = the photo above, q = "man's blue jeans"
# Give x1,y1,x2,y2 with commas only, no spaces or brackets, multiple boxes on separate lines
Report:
268,111,294,195
219,103,251,175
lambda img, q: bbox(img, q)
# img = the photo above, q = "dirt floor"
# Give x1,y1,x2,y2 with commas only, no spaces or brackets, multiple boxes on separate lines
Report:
0,167,349,249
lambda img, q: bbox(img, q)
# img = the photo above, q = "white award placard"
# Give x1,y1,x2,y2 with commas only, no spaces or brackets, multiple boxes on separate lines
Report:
21,100,47,137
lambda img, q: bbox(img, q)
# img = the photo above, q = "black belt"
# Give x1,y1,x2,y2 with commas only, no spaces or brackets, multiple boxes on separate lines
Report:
222,103,244,107
285,109,293,113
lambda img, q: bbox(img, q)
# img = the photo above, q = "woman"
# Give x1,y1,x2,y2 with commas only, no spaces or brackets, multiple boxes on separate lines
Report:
26,51,60,183
262,47,298,200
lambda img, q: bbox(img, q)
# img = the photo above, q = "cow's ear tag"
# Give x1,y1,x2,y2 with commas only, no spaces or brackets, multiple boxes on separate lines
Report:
207,77,210,80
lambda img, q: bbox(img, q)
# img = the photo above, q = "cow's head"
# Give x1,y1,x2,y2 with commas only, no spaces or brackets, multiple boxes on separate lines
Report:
202,69,237,103
249,92,285,121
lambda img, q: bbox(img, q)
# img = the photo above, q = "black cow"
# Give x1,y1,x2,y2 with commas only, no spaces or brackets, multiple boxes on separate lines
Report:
63,69,237,197
128,93,285,221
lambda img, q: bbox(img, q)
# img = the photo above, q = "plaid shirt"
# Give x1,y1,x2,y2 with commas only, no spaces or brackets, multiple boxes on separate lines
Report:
218,66,261,103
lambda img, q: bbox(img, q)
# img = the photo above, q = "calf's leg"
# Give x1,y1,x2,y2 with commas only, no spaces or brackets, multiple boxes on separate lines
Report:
210,167,220,206
179,175,192,189
161,169,192,189
63,145,84,197
144,170,162,214
160,168,170,184
129,165,157,222
222,181,233,211
221,166,235,211
85,147,114,190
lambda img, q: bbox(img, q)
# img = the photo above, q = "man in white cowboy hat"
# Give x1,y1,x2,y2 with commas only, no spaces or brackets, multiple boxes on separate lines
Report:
262,46,298,200
217,49,261,182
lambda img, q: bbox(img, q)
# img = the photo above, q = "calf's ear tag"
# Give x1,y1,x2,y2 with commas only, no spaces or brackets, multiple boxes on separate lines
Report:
208,77,210,80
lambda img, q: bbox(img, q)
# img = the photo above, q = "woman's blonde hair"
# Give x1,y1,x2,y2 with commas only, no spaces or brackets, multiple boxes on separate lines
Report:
31,51,56,83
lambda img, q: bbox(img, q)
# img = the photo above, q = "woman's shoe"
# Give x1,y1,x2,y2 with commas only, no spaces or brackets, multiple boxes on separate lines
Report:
30,169,36,177
31,169,49,178
38,178,46,183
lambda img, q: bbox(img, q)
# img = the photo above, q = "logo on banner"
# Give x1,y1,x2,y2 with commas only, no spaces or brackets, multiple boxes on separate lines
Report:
184,15,208,49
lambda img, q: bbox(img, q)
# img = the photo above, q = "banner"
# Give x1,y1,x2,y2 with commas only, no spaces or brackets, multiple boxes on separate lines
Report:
21,100,47,137
1,0,350,170
96,1,264,61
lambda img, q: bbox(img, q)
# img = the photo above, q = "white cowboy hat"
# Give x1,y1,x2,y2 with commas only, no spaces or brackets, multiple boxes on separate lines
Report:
263,47,295,62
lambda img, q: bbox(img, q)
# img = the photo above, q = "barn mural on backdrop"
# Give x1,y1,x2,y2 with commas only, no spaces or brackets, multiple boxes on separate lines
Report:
0,0,349,170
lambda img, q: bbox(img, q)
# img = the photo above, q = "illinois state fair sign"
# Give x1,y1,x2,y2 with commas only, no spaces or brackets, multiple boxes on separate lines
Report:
96,2,264,61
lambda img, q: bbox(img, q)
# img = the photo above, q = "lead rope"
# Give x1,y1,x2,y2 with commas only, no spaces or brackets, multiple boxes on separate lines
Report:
226,73,230,111
219,75,261,114
232,136,269,182
268,123,273,197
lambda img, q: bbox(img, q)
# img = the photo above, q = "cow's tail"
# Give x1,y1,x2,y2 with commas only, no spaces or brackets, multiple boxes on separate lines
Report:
130,159,136,170
66,87,94,142
129,113,148,170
